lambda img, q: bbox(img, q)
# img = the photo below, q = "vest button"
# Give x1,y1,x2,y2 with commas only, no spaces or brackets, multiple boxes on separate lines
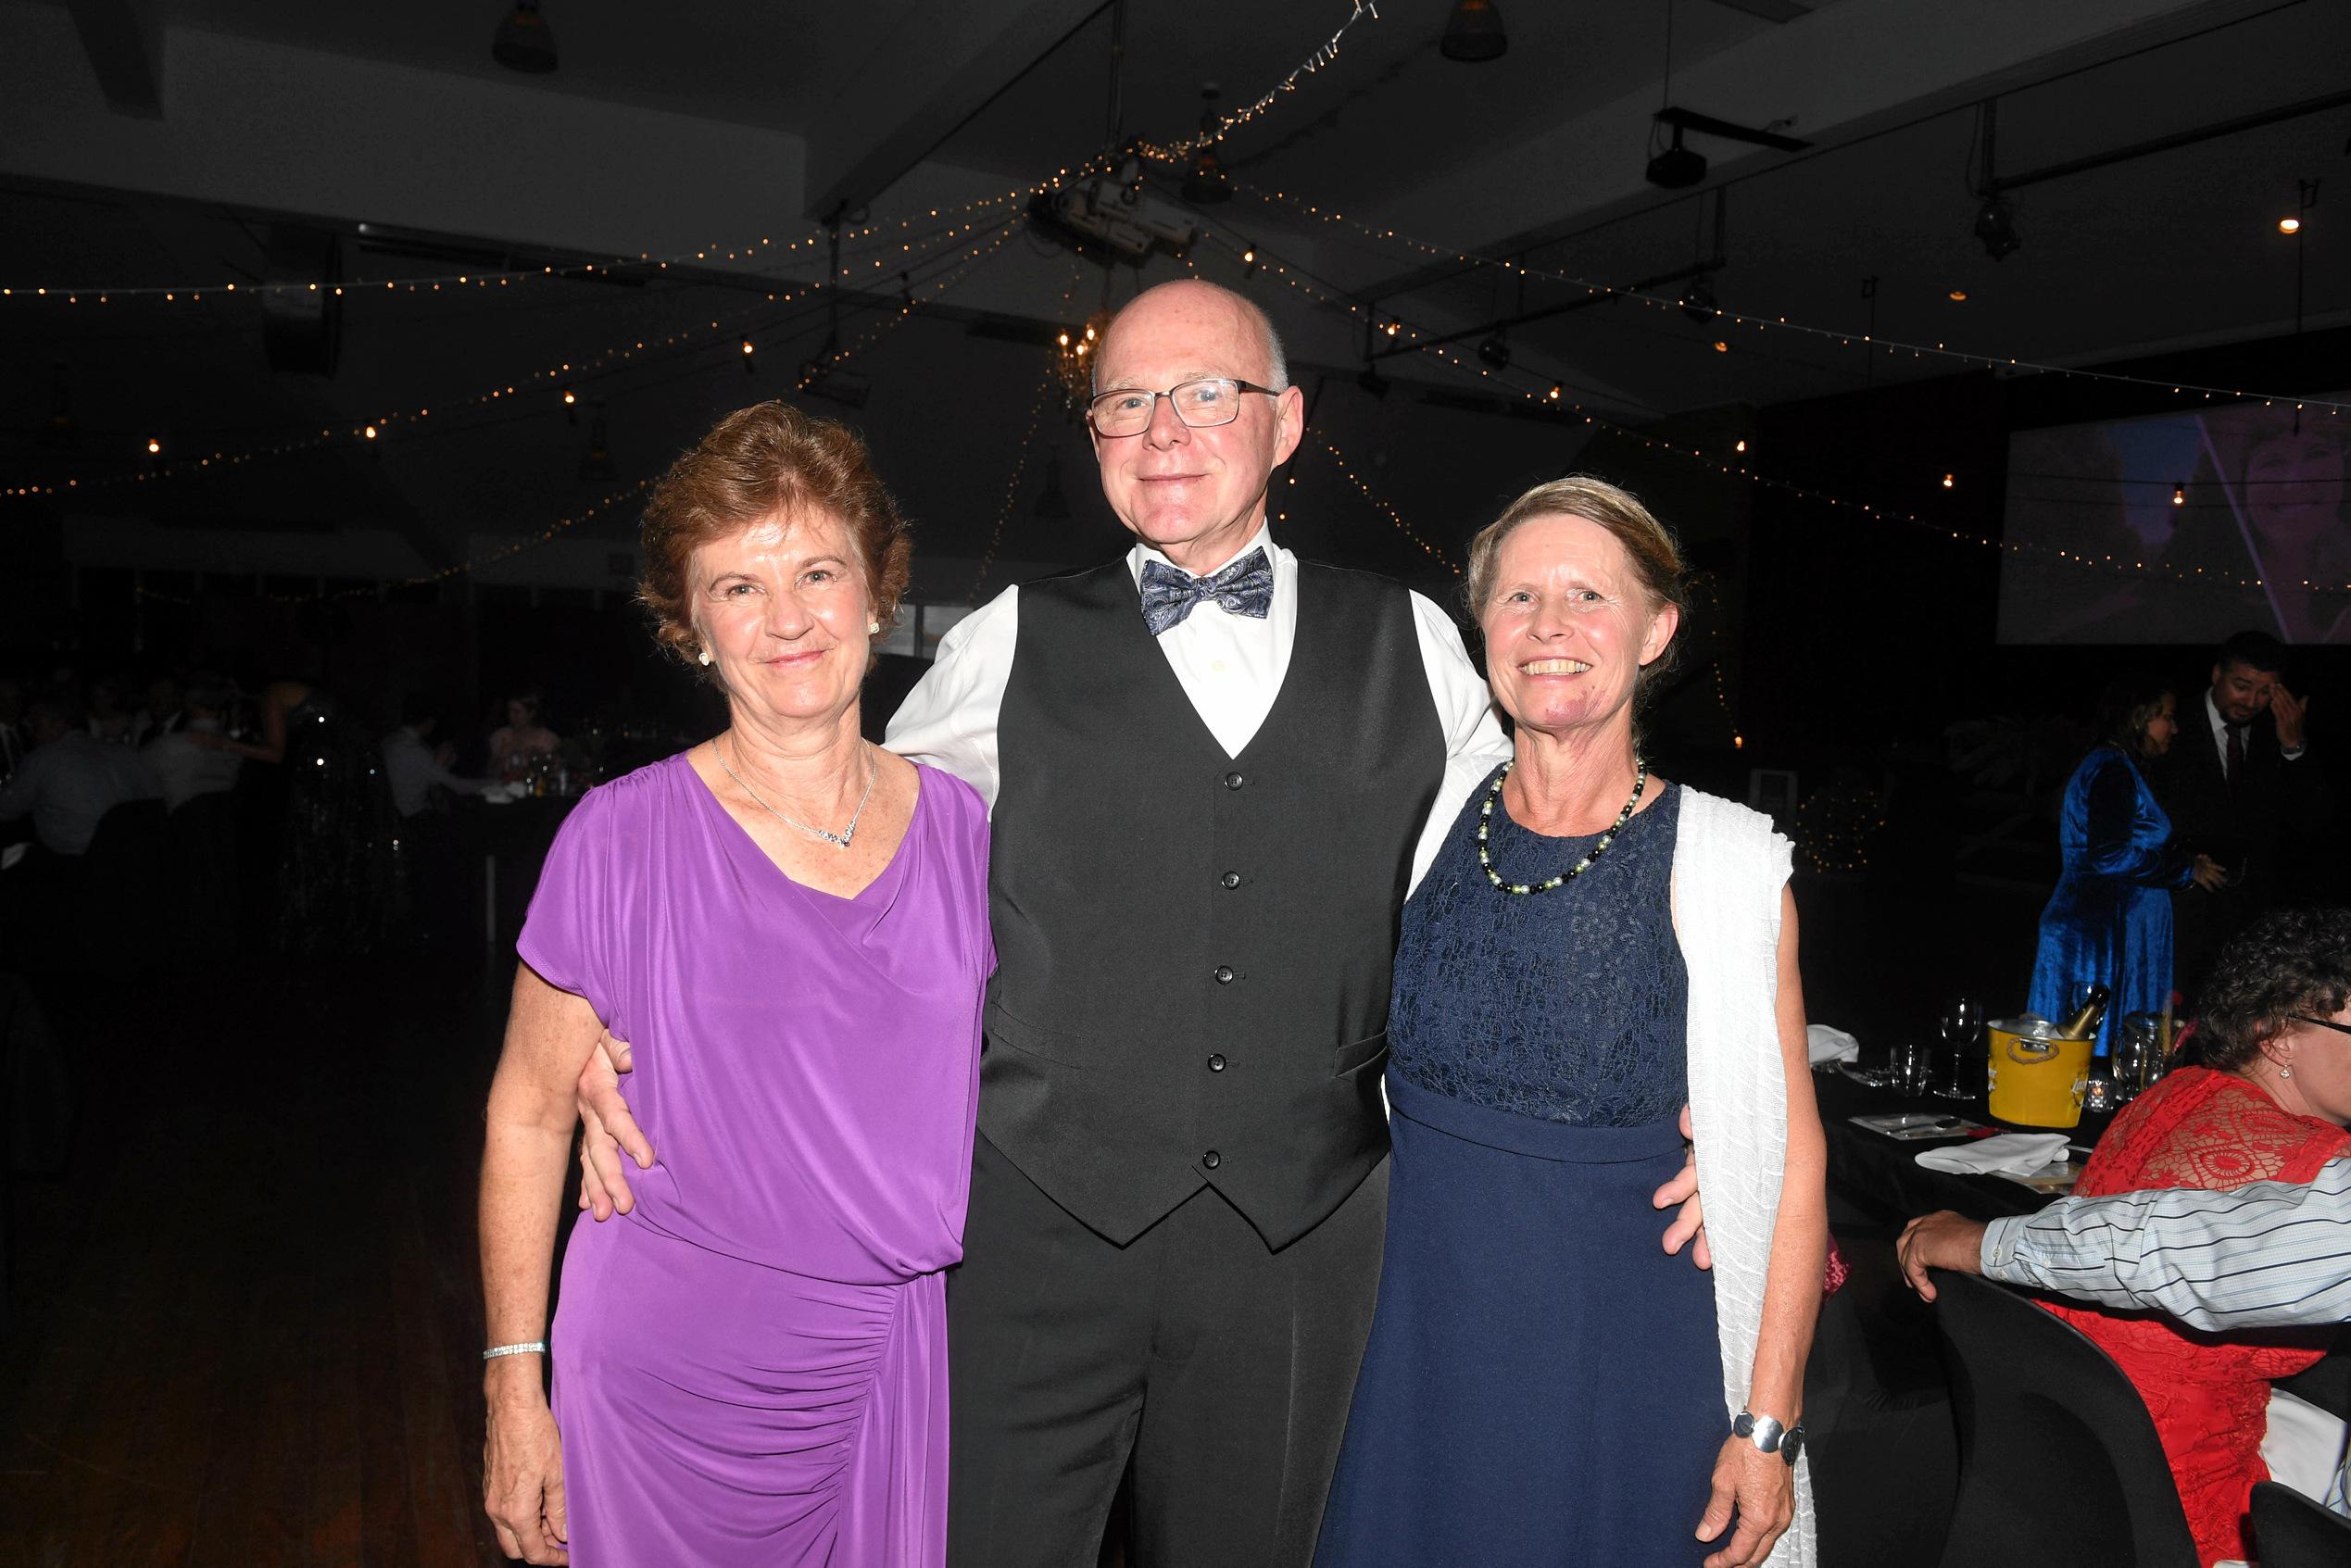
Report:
1213,965,1235,985
1220,871,1241,889
1224,771,1246,789
1208,1053,1226,1072
1202,1149,1222,1169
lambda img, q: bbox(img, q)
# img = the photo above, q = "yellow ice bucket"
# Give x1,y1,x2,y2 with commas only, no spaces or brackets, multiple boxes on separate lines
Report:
1985,1017,2092,1129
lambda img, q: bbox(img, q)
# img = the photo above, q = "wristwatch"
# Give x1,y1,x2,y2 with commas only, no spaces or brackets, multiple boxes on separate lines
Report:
1732,1409,1805,1466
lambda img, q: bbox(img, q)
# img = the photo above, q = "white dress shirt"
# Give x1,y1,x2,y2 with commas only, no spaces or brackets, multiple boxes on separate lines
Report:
144,720,244,812
885,523,1510,884
382,726,490,818
2206,687,2305,770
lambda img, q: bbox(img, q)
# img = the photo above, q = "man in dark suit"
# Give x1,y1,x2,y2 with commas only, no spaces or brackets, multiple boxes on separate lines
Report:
2149,630,2320,1000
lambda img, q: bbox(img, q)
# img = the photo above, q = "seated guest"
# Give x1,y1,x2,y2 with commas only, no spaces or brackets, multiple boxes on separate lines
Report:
479,402,990,1565
383,697,488,818
0,694,162,855
85,677,137,746
143,679,243,812
487,691,560,783
1900,1147,2351,1525
1990,909,2348,1564
2029,675,2222,1053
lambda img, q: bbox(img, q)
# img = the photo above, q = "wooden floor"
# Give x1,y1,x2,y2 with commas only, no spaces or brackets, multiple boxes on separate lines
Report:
1,957,522,1567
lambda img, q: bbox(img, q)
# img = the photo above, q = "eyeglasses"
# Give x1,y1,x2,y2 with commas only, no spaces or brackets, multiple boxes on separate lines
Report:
2292,1014,2351,1037
1085,377,1281,438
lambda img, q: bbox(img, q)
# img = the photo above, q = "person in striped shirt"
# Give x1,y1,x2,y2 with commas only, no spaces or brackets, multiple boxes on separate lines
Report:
1901,1154,2351,1519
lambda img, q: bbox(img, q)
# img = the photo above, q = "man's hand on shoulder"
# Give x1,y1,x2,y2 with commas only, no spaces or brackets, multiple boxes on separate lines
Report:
576,1030,653,1219
1653,1104,1713,1272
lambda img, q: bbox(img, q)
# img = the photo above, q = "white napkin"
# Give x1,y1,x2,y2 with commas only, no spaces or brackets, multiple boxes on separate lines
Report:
482,782,526,805
1916,1133,2070,1177
1806,1024,1860,1065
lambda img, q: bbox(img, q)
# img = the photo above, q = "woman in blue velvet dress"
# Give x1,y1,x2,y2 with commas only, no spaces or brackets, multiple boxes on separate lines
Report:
2028,677,2224,1053
1316,479,1826,1568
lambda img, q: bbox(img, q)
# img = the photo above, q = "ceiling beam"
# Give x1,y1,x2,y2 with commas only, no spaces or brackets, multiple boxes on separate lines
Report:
801,0,1105,220
65,0,161,118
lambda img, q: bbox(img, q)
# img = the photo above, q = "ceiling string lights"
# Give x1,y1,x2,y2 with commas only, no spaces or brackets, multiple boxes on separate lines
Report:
1227,182,2351,417
1219,225,2345,598
6,215,1016,500
1136,1,1382,160
0,182,1050,305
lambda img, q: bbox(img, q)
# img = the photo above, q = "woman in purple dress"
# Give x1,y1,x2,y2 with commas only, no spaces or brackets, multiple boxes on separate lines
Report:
478,403,991,1566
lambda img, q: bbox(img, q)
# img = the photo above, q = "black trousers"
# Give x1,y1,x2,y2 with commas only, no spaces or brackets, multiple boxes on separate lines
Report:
947,1134,1389,1568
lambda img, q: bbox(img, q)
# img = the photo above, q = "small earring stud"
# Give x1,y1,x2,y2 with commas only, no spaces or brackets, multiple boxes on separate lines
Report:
698,648,712,667
868,620,882,634
2281,1066,2294,1079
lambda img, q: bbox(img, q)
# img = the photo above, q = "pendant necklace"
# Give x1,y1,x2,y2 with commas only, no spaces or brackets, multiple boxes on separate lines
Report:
719,736,877,851
1478,757,1647,895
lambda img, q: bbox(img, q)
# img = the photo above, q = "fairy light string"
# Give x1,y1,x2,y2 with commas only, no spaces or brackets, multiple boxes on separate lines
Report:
0,181,1063,304
1230,181,2351,418
1212,225,2351,598
1136,3,1382,161
7,213,1017,500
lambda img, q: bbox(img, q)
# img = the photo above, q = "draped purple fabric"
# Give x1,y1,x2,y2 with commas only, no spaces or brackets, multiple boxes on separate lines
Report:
519,753,991,1566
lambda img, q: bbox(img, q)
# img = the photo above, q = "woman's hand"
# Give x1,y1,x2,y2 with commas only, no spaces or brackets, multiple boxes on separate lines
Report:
1696,1432,1795,1568
483,1373,569,1563
2191,854,2228,892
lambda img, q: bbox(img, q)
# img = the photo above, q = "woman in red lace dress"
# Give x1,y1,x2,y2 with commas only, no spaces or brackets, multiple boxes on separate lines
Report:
2043,907,2351,1565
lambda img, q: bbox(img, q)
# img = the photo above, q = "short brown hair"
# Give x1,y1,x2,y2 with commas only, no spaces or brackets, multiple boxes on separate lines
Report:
637,402,912,671
1464,476,1688,692
2194,907,2351,1070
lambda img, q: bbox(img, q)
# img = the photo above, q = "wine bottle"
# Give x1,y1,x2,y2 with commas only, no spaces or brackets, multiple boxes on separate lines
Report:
2056,985,2111,1041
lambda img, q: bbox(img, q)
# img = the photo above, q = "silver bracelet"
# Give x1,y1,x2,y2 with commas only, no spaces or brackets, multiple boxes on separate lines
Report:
483,1340,548,1361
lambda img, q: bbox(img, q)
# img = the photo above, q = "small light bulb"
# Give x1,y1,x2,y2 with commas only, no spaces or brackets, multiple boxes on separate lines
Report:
1242,248,1255,263
1948,290,1968,302
2279,217,2302,234
1713,341,1729,353
742,339,755,355
1547,385,1561,400
1057,332,1070,346
146,437,161,455
1735,439,1748,454
364,424,378,440
1942,473,1956,489
563,389,576,406
2172,484,2186,507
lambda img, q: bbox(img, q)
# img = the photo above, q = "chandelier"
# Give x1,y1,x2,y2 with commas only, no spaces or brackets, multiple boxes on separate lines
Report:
1054,310,1114,415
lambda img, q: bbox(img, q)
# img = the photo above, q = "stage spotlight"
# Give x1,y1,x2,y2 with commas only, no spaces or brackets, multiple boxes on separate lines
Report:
1679,276,1716,324
1972,194,2020,260
493,1,557,73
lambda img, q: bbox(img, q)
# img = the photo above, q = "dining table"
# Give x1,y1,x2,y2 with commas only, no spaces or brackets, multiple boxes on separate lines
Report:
1815,1059,2123,1226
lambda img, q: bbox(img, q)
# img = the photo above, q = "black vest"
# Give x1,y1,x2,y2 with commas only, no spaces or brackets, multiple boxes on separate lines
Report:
982,557,1446,1248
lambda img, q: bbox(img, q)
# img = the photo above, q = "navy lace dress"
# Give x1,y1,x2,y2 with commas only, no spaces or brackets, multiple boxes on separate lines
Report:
1314,770,1724,1567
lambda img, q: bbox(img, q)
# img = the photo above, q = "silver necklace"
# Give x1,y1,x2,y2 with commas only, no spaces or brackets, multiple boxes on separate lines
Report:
1477,757,1647,895
718,737,877,851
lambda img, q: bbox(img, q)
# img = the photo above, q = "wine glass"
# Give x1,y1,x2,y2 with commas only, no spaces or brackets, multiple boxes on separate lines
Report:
1935,995,1983,1100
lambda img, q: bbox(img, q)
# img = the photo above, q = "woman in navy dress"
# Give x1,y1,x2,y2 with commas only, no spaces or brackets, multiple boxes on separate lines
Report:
2028,677,2223,1050
1316,479,1827,1568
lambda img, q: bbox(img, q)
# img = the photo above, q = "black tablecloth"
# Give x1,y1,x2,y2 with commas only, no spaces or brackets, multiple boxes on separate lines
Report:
1817,1066,2119,1225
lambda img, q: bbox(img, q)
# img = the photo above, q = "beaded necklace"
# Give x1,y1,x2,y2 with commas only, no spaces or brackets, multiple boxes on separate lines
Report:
1477,757,1648,895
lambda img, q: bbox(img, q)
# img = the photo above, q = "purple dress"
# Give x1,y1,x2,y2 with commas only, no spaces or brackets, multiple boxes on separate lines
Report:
518,753,991,1567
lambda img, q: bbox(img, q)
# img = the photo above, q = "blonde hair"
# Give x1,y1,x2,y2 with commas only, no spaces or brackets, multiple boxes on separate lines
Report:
1465,476,1688,693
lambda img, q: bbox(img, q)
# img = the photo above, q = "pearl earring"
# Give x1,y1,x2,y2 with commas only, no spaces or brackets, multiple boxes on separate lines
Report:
698,648,712,667
2281,1065,2294,1079
868,620,882,634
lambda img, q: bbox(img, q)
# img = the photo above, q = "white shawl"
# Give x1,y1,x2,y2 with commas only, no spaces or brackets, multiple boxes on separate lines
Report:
1671,788,1817,1568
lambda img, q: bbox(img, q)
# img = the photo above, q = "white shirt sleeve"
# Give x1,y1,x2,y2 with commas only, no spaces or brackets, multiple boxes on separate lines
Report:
883,584,1020,813
1405,590,1509,897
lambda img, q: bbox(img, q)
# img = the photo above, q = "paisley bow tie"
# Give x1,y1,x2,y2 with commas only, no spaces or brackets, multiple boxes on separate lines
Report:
1138,548,1274,636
